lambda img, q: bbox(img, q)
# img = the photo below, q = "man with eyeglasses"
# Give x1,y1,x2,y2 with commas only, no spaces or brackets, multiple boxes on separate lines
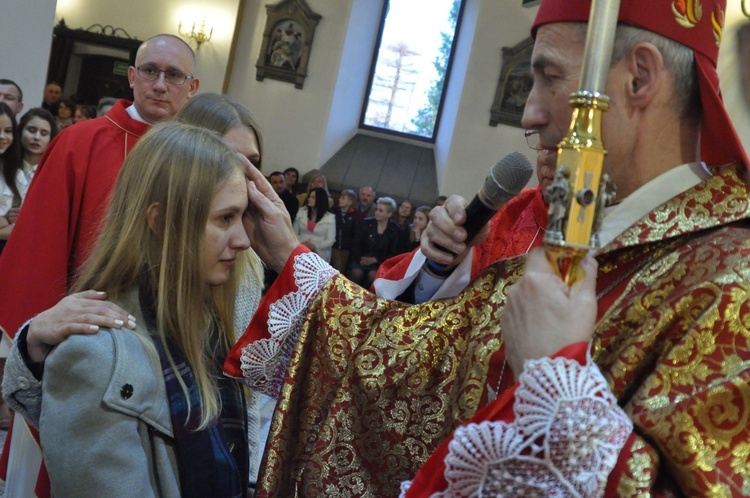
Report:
0,34,198,498
218,0,749,495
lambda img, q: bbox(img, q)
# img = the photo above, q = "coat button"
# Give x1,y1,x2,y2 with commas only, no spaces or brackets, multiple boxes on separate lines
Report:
121,384,134,399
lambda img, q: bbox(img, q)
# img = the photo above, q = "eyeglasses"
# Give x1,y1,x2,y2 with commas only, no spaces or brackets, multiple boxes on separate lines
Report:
524,129,542,151
136,65,195,86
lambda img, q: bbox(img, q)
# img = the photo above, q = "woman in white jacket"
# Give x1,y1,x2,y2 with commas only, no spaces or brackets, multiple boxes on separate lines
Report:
294,186,335,262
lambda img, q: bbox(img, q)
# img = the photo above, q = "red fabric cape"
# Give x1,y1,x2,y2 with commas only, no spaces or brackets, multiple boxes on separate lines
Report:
0,99,148,339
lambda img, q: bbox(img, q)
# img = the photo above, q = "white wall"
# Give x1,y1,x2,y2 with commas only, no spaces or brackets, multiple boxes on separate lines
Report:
441,0,539,194
320,0,383,165
227,0,358,174
53,0,240,95
433,0,478,192
0,0,57,115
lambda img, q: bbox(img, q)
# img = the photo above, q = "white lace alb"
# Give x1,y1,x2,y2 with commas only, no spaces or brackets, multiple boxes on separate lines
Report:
400,352,632,498
239,251,337,397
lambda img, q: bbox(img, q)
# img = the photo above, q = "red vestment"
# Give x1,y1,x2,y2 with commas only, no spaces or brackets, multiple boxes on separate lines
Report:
0,99,149,497
226,165,750,497
0,99,149,339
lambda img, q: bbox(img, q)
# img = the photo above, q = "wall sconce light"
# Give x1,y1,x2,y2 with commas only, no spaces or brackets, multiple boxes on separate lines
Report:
178,18,214,49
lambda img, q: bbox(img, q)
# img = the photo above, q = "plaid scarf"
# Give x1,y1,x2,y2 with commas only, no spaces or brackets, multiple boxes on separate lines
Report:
140,289,248,498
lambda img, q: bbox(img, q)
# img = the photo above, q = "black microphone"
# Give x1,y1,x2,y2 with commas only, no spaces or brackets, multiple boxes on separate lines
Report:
461,151,534,245
433,151,534,261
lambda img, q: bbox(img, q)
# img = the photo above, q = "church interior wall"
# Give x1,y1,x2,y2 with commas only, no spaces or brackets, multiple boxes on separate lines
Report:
1,0,748,201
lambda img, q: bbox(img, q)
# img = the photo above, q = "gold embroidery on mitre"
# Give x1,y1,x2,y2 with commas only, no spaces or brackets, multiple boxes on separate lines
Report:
711,4,724,46
672,0,703,28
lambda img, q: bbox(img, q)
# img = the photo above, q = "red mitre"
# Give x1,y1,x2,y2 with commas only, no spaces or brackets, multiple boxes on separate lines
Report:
532,0,748,171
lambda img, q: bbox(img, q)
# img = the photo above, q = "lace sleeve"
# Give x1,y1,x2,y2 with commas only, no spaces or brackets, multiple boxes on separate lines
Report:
401,350,633,498
235,251,338,397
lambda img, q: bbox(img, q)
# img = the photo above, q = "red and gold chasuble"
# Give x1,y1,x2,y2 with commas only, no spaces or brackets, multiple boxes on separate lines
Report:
226,165,750,497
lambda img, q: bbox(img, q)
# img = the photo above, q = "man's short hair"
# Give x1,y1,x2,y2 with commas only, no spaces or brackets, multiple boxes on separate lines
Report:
0,79,23,102
341,189,357,201
360,186,376,195
612,25,700,125
269,171,284,179
139,34,196,67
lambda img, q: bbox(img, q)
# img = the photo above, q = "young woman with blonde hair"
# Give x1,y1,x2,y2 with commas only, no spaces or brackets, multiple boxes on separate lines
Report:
2,93,274,494
37,121,262,497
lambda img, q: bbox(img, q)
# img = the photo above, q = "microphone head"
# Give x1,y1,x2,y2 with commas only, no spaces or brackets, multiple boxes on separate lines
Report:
480,151,534,210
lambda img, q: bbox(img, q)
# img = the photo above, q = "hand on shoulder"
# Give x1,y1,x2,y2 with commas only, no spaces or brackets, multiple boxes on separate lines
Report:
27,290,135,363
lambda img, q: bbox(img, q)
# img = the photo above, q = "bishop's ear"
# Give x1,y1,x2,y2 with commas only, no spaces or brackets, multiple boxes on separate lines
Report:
627,42,664,108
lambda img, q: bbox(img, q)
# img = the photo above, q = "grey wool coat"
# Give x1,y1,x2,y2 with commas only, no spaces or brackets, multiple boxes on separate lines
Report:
3,278,264,496
39,290,182,498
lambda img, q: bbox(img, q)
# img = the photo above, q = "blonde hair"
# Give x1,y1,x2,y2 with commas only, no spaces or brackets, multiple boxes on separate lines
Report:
176,93,264,171
376,196,397,214
175,93,264,284
73,121,249,427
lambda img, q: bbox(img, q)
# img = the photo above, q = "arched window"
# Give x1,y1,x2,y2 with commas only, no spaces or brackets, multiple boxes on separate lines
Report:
360,0,465,142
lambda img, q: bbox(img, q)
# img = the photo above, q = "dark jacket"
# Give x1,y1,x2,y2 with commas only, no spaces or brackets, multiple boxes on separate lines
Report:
279,189,299,222
332,206,357,250
351,218,401,266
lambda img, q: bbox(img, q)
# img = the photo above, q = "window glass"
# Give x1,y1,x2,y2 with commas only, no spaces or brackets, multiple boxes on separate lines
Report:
361,0,463,141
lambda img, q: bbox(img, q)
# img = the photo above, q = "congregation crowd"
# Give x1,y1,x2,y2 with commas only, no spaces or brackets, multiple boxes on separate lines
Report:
0,79,115,255
268,168,439,289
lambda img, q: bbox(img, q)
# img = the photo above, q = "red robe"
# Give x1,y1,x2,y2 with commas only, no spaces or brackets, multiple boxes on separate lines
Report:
0,99,149,497
225,165,750,497
376,187,548,283
0,99,149,339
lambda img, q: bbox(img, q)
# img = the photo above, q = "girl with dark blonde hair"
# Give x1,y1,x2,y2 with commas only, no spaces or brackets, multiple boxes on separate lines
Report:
176,92,263,171
37,122,259,497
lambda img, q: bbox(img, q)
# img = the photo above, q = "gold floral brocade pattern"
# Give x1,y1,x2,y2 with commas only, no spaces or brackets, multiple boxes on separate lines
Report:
592,167,750,495
256,258,525,497
604,164,749,252
257,165,750,497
